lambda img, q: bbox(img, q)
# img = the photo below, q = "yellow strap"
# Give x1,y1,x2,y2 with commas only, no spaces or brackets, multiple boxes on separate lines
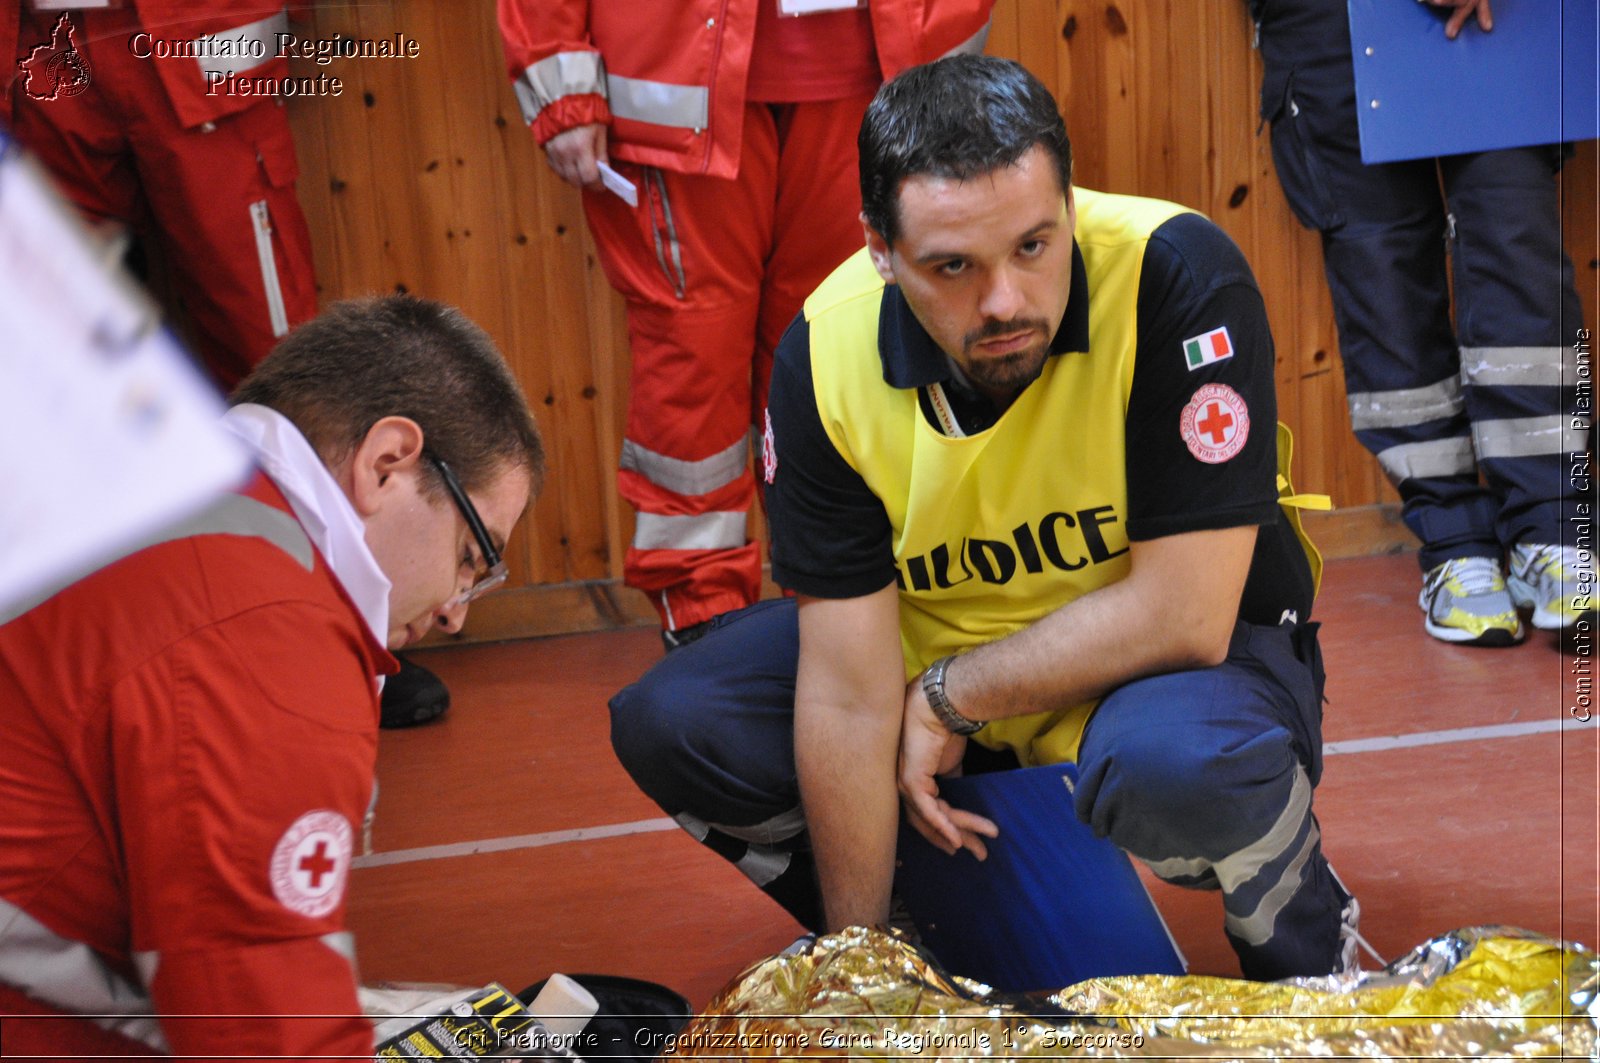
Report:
1277,475,1333,512
1276,423,1328,600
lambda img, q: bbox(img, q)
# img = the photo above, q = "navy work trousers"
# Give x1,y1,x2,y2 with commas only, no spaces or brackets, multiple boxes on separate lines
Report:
609,597,1345,980
1255,0,1589,569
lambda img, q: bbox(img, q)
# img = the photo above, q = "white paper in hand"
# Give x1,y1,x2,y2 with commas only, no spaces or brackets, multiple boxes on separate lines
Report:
596,161,638,207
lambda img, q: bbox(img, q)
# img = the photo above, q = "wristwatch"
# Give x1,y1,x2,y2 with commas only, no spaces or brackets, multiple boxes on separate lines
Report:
921,655,983,735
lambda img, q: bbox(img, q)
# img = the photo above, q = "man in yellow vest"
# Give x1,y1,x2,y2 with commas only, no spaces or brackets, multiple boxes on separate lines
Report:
612,55,1365,980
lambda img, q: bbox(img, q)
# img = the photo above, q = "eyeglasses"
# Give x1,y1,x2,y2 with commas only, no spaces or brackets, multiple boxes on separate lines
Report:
426,452,508,610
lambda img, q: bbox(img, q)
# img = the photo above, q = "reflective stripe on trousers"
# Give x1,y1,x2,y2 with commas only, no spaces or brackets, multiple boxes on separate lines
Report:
621,437,749,497
1145,765,1317,946
632,511,747,552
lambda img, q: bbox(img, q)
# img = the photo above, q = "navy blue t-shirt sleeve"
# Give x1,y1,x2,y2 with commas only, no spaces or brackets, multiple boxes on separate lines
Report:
764,314,898,598
1124,213,1282,541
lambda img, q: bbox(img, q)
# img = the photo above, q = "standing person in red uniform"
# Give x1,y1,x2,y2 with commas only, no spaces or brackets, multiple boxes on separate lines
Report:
6,1,318,391
7,2,461,728
0,296,544,1059
497,0,994,647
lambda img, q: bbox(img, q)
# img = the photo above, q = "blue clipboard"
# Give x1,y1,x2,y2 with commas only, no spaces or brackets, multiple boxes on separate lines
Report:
894,763,1185,993
1349,0,1598,164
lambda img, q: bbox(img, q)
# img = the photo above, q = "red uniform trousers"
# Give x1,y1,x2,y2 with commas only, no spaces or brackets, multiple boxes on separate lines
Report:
589,93,873,630
8,6,318,390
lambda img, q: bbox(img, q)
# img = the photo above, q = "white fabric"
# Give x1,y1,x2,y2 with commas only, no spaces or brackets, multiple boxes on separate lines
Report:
222,404,391,648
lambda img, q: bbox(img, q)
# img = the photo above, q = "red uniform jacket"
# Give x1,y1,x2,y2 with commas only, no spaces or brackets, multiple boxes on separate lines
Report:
0,473,394,1059
497,0,995,179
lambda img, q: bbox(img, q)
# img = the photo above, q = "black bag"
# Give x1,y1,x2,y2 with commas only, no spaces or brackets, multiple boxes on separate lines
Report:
518,974,691,1062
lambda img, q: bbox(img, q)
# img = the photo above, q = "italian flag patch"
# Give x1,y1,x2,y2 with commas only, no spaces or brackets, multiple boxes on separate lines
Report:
1183,326,1233,370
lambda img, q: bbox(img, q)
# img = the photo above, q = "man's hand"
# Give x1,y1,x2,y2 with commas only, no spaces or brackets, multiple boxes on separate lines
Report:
898,670,998,858
542,123,608,189
1424,0,1493,40
795,588,907,931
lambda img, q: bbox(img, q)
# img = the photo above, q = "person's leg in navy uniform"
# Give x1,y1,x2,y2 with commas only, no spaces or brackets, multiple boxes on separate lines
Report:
609,598,822,930
1442,147,1593,631
1254,0,1522,645
611,603,1351,978
1073,620,1347,980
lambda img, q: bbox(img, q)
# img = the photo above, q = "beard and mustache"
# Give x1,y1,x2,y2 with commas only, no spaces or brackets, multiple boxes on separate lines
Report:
959,316,1054,394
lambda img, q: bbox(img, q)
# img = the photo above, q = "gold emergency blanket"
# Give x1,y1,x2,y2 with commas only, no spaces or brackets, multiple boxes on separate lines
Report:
664,926,1596,1059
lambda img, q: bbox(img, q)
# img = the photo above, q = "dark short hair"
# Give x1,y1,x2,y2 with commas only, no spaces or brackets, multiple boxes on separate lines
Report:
231,295,544,499
859,55,1073,246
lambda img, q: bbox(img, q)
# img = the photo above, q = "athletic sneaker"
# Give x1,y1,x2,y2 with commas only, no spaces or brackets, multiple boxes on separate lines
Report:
1508,543,1597,631
1418,556,1524,646
1328,866,1385,976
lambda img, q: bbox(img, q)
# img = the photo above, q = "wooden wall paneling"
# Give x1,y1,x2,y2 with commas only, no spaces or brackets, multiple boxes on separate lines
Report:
409,5,504,342
1207,2,1259,243
1099,0,1142,194
351,3,428,297
1007,0,1060,100
1052,2,1092,163
1287,220,1333,501
1097,0,1140,196
1121,0,1157,195
1289,203,1392,510
427,3,548,588
585,236,632,579
984,0,1022,81
351,3,437,302
476,54,589,590
443,5,615,588
291,7,391,300
1057,1,1129,194
283,95,337,302
522,170,616,586
467,1,616,590
1159,0,1201,203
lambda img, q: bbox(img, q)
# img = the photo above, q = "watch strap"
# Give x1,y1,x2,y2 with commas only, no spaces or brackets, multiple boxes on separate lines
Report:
921,655,982,735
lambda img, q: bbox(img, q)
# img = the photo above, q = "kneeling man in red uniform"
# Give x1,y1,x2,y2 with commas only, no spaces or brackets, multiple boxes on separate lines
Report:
0,296,544,1059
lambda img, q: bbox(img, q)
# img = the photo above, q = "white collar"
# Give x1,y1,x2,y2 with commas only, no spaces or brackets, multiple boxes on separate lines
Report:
221,404,392,649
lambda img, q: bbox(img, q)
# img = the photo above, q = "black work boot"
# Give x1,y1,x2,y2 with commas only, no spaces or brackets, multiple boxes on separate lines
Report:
380,657,450,728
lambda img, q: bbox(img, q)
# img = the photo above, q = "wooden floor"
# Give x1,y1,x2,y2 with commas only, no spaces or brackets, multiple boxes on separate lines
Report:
347,552,1598,1009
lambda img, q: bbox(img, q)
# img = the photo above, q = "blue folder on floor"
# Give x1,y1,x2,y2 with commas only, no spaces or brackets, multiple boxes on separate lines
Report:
1349,0,1598,164
894,763,1185,993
